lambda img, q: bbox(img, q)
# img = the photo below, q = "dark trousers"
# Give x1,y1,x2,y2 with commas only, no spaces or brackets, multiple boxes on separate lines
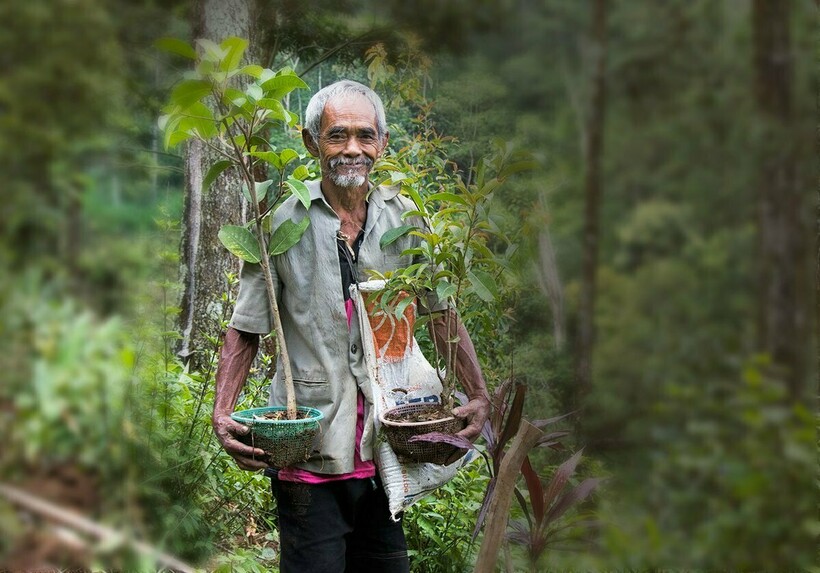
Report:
269,473,410,573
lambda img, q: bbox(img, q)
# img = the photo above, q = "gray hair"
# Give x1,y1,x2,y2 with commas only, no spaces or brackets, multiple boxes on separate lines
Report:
304,80,387,143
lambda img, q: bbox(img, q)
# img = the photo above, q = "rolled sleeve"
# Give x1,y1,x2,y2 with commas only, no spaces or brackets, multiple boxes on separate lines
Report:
229,259,278,334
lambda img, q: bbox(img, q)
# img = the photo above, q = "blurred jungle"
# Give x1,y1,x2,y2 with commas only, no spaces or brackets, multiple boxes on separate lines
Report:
0,1,815,571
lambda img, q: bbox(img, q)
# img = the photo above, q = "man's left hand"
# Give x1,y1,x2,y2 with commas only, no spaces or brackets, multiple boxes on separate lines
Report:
453,397,491,442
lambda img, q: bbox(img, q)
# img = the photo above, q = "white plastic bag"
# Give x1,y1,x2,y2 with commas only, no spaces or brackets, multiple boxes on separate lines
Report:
353,280,475,520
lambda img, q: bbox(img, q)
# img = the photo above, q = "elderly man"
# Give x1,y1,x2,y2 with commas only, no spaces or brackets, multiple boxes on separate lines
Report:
212,80,490,573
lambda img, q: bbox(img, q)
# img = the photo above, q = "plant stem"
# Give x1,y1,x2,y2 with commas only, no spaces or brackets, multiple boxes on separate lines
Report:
219,108,297,420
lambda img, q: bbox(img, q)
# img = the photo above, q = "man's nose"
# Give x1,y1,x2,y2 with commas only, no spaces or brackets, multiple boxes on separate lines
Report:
343,136,363,156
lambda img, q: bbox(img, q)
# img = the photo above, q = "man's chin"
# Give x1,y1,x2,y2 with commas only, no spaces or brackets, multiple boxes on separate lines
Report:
328,173,367,189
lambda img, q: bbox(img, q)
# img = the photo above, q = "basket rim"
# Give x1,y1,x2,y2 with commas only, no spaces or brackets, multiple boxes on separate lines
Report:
379,404,456,427
357,279,387,292
231,406,324,425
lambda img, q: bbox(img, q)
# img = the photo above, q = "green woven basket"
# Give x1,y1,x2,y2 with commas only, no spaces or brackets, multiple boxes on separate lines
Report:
231,406,323,469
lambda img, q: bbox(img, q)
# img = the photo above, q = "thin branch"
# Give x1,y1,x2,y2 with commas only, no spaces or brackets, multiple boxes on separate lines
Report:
0,483,195,573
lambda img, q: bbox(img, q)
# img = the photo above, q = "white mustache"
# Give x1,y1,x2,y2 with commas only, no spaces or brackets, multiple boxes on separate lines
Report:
329,157,373,169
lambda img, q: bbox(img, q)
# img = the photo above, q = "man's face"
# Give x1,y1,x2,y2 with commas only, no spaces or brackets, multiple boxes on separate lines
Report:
306,95,387,189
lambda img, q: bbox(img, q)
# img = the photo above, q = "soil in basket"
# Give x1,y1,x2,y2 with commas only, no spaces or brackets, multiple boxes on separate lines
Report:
384,404,453,423
255,410,313,421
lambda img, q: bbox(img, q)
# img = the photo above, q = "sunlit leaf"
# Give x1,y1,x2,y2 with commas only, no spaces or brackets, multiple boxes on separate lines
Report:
219,37,248,72
429,192,468,206
170,80,211,109
246,83,263,102
240,64,264,78
292,165,310,181
279,148,299,167
285,178,311,209
155,37,196,59
260,73,309,100
249,151,281,170
196,38,224,62
218,225,261,263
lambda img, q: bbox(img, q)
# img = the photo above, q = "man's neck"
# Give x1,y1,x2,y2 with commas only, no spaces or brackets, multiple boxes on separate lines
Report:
320,177,369,214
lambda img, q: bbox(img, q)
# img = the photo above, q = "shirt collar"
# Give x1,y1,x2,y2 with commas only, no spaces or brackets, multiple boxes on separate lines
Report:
305,179,400,209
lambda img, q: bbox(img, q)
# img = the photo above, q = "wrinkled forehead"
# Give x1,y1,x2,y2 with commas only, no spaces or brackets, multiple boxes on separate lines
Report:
320,93,379,130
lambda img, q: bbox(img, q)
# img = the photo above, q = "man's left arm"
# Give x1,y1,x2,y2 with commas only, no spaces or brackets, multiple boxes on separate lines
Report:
427,309,491,441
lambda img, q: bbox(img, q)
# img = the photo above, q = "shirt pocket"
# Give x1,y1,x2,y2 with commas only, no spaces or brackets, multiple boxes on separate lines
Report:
291,368,332,410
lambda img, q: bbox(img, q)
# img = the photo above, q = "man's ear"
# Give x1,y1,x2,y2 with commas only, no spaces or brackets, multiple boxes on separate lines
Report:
302,128,319,157
378,130,390,158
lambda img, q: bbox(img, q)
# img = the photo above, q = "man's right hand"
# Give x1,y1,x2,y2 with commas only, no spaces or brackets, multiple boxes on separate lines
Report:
212,412,270,471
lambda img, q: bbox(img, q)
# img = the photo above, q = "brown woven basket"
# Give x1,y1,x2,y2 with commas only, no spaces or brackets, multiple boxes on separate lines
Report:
380,403,467,465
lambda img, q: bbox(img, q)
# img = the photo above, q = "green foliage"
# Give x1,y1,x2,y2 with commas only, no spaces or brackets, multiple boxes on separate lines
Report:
404,460,489,573
643,359,816,570
159,36,311,265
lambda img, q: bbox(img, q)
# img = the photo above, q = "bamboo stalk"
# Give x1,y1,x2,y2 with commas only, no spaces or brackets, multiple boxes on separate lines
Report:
474,421,543,573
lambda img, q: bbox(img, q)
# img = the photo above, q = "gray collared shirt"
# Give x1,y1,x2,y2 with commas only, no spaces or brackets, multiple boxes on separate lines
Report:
229,179,443,474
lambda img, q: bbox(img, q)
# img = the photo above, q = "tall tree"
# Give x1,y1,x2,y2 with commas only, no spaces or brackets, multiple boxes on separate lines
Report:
751,0,804,398
178,0,256,369
575,0,608,405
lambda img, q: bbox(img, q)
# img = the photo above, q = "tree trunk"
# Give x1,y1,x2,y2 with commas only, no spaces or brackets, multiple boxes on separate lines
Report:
178,0,255,371
535,198,566,350
751,0,804,399
575,0,608,406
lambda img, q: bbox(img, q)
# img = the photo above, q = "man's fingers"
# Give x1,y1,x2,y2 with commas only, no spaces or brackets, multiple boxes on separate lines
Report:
214,415,268,467
233,455,269,471
456,422,482,442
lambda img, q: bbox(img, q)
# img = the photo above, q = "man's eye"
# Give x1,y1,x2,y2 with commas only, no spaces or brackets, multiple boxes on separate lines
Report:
328,133,347,143
359,135,377,145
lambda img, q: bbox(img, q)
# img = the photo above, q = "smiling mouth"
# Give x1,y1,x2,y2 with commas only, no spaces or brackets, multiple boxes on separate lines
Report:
329,157,373,171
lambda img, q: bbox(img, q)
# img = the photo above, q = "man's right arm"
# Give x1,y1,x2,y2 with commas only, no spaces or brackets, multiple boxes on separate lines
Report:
212,327,269,471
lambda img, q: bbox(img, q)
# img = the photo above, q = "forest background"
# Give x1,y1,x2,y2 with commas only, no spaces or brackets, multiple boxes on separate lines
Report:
0,1,816,571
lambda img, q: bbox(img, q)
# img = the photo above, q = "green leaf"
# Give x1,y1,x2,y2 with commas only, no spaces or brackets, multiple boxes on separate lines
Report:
428,192,468,206
394,295,415,319
218,225,261,263
241,180,273,203
499,159,538,179
257,99,288,121
380,225,415,249
403,184,425,212
285,178,311,209
260,74,309,100
196,38,224,62
219,37,248,71
279,148,299,167
246,83,263,102
182,101,216,138
249,151,281,170
165,129,192,149
255,180,274,201
292,165,310,181
202,160,232,192
269,217,310,255
467,269,498,302
155,37,196,59
170,80,212,109
240,64,264,78
435,280,457,303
